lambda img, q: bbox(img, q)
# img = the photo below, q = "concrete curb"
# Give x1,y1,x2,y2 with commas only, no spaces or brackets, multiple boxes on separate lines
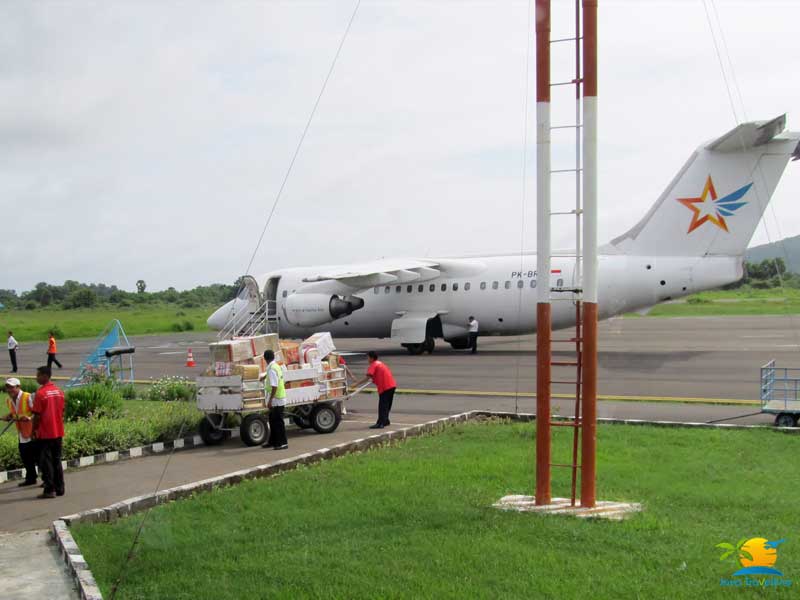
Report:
50,410,797,598
472,411,800,433
52,519,102,600
0,429,240,484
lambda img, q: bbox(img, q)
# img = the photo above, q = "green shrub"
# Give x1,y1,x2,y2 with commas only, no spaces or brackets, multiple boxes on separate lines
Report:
686,296,711,304
182,320,195,331
0,402,199,470
119,384,137,400
49,325,64,338
171,322,184,332
65,384,123,421
145,376,195,402
19,379,38,394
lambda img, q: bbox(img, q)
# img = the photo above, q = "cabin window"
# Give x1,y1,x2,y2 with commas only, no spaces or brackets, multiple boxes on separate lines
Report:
492,281,499,290
557,278,564,288
464,282,471,291
407,285,413,293
517,280,524,289
441,283,447,292
453,283,459,291
396,285,402,293
530,279,537,289
480,282,486,290
419,284,424,293
504,281,511,290
384,286,391,294
430,284,435,292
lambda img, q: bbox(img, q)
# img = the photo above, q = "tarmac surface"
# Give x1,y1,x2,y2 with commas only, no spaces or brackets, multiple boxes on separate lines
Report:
6,315,799,401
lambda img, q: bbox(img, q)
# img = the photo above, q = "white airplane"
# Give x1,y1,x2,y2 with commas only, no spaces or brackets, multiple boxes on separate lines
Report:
208,116,800,353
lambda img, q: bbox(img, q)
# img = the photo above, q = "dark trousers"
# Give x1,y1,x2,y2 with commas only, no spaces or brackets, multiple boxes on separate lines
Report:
19,441,39,483
39,438,64,495
9,349,17,373
268,405,288,448
469,332,479,353
47,352,62,369
377,388,395,426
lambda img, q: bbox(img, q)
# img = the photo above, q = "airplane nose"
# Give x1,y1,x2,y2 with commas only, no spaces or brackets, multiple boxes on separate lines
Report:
207,300,235,330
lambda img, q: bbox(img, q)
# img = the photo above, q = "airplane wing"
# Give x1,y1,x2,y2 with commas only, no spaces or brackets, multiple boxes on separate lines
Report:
300,259,442,288
300,258,488,289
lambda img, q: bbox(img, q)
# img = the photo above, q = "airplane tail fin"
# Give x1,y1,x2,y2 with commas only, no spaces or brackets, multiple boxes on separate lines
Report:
607,115,800,257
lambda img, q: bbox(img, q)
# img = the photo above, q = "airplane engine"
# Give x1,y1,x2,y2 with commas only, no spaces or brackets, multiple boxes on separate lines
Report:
283,293,364,327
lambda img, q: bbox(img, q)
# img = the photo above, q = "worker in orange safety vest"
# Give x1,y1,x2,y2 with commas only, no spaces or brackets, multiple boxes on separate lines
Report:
3,377,40,486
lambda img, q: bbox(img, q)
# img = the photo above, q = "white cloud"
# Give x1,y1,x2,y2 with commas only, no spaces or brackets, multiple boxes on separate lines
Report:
1,0,798,292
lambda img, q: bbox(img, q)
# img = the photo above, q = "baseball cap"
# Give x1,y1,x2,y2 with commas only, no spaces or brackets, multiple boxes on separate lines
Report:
5,377,20,387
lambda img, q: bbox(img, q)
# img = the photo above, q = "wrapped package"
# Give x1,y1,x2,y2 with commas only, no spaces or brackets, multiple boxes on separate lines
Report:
280,341,301,365
233,364,261,381
215,362,233,377
300,332,335,360
249,334,280,357
209,339,254,363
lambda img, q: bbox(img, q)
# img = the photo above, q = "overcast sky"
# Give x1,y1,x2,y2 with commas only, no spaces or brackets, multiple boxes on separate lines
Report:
2,0,799,292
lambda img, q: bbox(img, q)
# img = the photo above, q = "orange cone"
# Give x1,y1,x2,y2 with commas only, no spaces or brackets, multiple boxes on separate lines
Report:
186,348,196,368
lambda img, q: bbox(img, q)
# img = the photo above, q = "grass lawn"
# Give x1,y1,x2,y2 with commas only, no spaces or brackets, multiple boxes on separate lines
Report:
629,287,800,317
0,305,215,341
72,421,798,599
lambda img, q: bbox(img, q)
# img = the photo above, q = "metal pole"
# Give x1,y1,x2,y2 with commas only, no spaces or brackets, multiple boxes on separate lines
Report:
535,0,552,506
580,0,598,508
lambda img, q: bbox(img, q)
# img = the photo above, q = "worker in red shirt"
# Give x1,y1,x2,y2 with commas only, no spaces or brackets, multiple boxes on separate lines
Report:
355,351,397,429
31,366,65,499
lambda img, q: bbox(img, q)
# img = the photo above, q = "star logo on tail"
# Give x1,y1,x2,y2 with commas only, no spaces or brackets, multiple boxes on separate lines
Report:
678,176,752,233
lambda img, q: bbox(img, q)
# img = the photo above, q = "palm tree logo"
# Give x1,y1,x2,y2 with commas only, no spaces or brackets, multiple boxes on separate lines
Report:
717,537,785,576
716,539,754,565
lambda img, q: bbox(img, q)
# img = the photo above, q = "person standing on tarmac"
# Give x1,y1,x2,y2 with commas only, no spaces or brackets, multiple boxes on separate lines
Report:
355,351,397,429
8,331,19,373
261,350,288,450
31,366,65,499
46,332,62,370
3,378,39,487
468,316,479,354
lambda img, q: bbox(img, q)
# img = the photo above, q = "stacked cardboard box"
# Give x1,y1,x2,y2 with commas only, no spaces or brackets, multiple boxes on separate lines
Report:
300,332,335,360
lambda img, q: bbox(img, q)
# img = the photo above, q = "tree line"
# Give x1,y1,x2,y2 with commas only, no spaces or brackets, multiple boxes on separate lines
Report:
725,258,797,289
0,278,246,311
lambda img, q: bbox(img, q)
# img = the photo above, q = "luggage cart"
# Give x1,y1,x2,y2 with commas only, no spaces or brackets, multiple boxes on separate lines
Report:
196,367,369,446
760,359,800,427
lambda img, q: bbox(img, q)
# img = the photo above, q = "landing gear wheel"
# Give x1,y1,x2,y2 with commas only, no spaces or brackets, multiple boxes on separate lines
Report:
775,413,798,428
199,413,226,446
404,343,425,355
240,414,269,446
449,338,471,350
292,415,312,429
423,337,435,354
311,404,341,434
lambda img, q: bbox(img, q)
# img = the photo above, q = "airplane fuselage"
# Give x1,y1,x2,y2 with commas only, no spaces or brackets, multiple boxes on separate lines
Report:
228,253,741,342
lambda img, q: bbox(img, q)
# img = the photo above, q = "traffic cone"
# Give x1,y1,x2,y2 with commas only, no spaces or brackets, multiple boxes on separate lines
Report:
186,348,196,368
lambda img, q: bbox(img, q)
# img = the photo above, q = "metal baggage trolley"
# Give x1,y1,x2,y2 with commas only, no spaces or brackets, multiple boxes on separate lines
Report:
760,359,800,427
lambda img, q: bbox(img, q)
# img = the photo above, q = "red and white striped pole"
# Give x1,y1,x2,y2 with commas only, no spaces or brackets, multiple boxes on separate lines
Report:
580,0,598,509
535,0,552,506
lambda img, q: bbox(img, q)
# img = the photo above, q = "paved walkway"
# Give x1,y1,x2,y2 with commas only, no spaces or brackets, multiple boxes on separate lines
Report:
0,412,432,533
0,529,77,599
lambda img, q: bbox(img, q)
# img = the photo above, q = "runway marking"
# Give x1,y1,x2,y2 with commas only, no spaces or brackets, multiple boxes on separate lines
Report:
158,351,187,355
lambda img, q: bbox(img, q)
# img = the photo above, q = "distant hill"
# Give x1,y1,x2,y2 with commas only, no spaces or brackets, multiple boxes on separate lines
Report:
746,235,800,273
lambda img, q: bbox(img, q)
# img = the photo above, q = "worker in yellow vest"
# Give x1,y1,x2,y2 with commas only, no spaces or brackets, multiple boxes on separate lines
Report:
3,377,39,486
261,350,288,450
